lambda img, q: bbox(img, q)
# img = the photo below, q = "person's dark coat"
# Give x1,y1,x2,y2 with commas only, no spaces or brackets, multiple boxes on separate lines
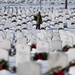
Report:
34,12,42,29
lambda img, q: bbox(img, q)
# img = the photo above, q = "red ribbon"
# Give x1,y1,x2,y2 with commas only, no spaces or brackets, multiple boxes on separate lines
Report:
31,44,36,49
71,63,75,66
37,54,43,59
54,69,64,75
0,66,3,70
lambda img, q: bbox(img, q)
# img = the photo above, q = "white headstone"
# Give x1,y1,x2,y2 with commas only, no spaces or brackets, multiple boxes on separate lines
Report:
16,44,30,66
0,48,8,61
67,36,73,47
67,20,71,27
0,36,3,41
66,31,75,46
59,30,66,36
0,31,5,39
51,39,62,52
37,33,45,40
16,37,27,44
30,35,36,44
17,61,41,75
60,35,68,47
15,31,24,40
46,30,53,39
65,48,75,62
0,39,11,50
48,52,68,70
73,34,75,45
6,32,13,38
53,31,60,37
59,23,63,28
37,41,49,53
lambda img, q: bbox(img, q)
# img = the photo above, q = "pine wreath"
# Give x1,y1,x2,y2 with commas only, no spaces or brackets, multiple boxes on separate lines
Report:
62,45,71,52
33,52,48,61
45,60,75,75
0,59,9,70
45,66,64,75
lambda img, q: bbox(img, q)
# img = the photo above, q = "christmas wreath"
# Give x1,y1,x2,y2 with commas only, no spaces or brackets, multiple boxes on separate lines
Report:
32,52,48,61
45,60,75,75
45,66,64,75
69,60,75,67
0,59,9,70
0,59,16,73
62,45,71,52
31,44,36,49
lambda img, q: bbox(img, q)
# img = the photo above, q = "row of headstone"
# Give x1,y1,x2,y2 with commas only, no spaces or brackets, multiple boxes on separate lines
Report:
1,6,75,29
0,29,75,53
59,29,75,47
15,40,75,75
18,30,74,51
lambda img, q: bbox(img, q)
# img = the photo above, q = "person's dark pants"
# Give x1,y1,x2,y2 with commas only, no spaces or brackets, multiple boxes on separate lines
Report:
36,24,40,29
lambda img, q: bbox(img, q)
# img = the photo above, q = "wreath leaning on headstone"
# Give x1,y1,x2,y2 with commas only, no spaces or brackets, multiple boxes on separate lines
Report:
0,59,16,73
32,52,48,61
45,66,65,75
0,59,9,70
45,60,75,75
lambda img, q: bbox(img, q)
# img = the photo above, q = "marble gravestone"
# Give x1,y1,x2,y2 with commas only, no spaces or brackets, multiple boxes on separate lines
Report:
48,52,68,70
16,44,30,66
65,48,75,62
0,48,8,61
65,31,74,47
60,35,68,47
16,37,27,45
51,39,62,52
17,61,41,75
67,35,73,47
0,39,11,50
0,31,5,39
67,20,71,28
6,32,13,39
53,31,60,37
0,36,3,41
15,31,24,40
37,32,45,40
36,40,49,53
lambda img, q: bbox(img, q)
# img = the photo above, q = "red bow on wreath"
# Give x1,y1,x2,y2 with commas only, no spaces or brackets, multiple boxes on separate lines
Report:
37,54,43,59
54,69,64,75
70,63,75,66
31,44,36,49
33,53,48,60
0,66,3,70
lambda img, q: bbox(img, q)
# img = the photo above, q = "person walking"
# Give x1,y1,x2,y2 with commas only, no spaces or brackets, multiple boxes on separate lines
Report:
34,12,42,29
